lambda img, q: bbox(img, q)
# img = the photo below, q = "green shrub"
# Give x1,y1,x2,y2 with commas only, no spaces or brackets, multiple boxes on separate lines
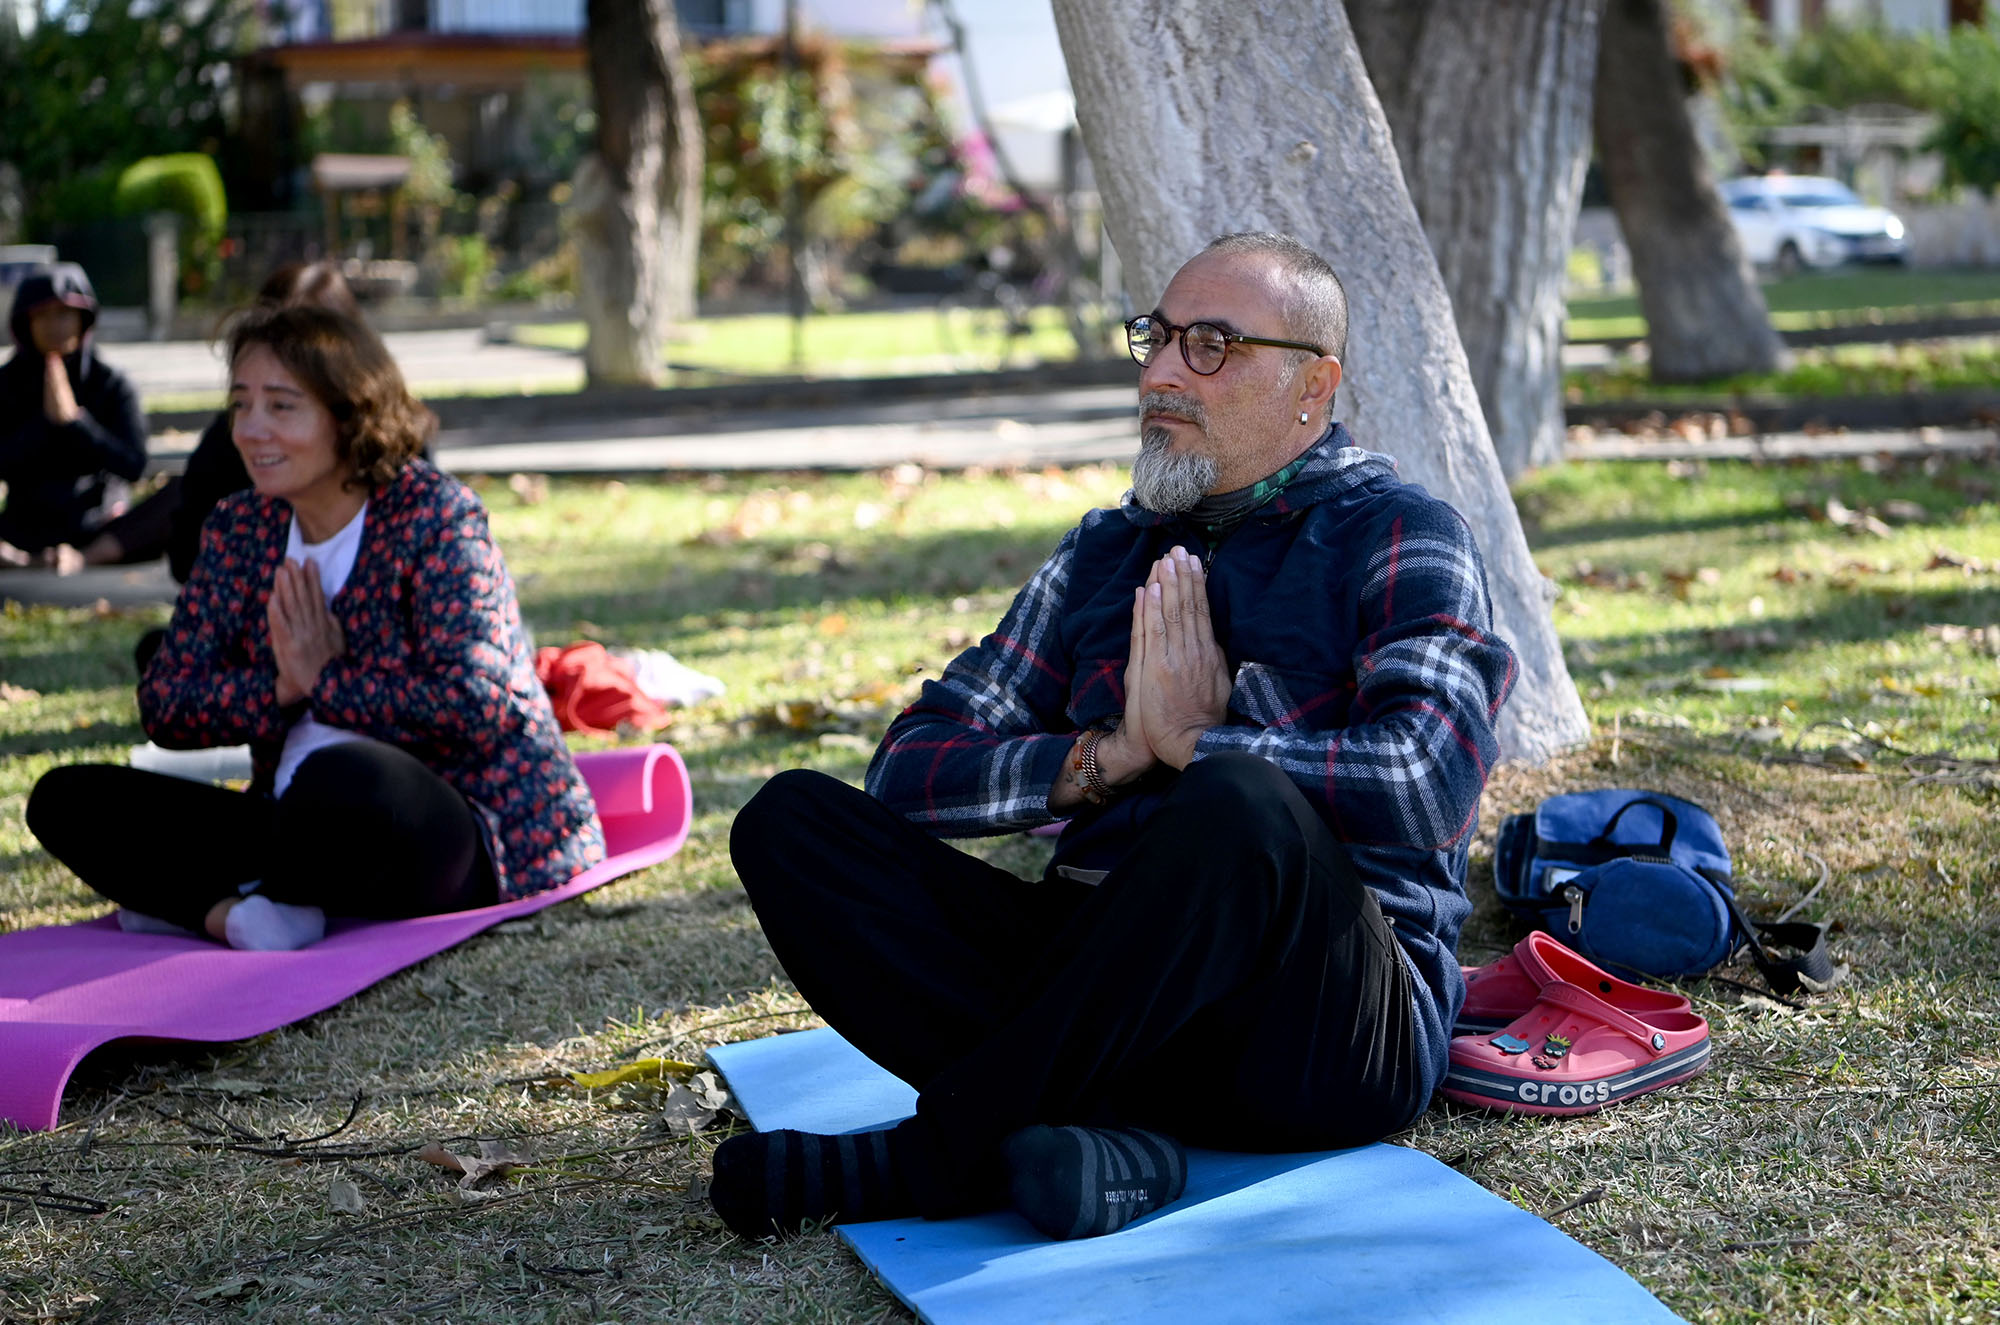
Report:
114,154,227,246
435,233,494,302
1931,25,2000,196
31,164,126,233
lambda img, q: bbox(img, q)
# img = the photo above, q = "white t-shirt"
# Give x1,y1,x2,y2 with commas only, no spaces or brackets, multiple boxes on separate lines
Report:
273,502,389,797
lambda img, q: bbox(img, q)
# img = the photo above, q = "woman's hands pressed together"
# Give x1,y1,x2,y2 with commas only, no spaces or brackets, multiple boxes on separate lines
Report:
269,559,346,707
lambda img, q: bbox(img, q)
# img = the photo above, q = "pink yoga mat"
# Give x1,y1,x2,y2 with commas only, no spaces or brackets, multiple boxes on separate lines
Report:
0,744,693,1133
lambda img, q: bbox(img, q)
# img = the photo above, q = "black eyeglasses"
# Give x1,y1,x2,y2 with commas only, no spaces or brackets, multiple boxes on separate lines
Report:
1124,315,1326,375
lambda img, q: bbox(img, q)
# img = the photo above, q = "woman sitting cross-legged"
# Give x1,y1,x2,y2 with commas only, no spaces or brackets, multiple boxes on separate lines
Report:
25,304,604,950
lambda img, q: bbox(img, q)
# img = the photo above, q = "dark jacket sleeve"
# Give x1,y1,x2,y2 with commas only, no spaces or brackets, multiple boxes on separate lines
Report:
0,357,50,475
864,527,1081,834
0,359,147,482
65,361,148,481
169,413,248,583
1193,500,1515,851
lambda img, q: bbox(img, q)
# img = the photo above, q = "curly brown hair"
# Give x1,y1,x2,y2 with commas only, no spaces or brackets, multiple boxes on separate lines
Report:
256,260,361,318
226,305,435,492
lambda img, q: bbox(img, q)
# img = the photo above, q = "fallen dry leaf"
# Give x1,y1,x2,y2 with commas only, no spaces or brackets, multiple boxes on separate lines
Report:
417,1139,525,1189
328,1178,365,1216
656,1083,723,1136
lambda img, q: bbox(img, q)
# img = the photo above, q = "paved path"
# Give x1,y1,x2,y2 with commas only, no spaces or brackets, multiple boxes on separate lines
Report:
432,385,1135,474
110,330,1622,406
106,329,587,403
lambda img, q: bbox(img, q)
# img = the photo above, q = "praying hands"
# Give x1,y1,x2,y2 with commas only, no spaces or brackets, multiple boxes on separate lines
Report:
1124,544,1231,770
43,353,79,425
1054,546,1231,809
268,559,346,707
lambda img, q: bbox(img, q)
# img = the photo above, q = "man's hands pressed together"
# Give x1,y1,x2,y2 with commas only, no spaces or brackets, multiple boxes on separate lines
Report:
1054,546,1232,809
269,559,347,707
1127,545,1231,769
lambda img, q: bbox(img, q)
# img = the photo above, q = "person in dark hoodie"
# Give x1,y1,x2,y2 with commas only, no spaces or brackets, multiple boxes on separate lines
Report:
708,233,1517,1245
0,263,148,567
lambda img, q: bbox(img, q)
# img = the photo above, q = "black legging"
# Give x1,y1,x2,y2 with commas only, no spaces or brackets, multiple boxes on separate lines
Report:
729,753,1425,1216
26,742,498,934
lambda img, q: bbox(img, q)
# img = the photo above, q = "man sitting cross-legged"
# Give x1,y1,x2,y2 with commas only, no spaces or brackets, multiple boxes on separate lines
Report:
713,232,1517,1241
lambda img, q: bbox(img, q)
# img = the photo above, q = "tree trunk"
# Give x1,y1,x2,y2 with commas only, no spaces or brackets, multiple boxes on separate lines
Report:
1594,0,1780,382
1349,0,1604,479
1051,0,1588,764
574,0,703,387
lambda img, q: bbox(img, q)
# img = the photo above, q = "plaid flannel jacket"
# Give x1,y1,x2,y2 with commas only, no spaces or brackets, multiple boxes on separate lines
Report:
865,431,1516,1100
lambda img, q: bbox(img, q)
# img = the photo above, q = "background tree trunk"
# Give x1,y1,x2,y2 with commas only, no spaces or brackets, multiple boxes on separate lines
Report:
1594,0,1781,382
1349,0,1604,479
1051,0,1588,764
574,0,703,387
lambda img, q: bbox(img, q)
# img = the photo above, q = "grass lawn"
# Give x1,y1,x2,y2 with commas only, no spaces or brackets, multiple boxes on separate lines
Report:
1567,267,2000,342
513,304,1089,378
4,455,1998,1322
1568,336,2000,403
139,271,2000,415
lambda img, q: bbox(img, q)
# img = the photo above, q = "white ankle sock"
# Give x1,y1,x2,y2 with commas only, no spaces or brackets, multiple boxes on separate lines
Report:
223,895,326,951
116,909,197,938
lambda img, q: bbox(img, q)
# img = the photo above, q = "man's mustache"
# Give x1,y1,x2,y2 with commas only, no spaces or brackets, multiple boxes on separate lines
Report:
1139,391,1206,432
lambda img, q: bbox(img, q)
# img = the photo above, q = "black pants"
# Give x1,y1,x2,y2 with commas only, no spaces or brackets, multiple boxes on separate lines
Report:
729,753,1423,1215
27,743,498,934
91,476,182,563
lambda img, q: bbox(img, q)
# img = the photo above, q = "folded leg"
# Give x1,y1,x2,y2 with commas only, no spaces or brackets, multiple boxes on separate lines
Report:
26,763,272,932
729,768,1088,1090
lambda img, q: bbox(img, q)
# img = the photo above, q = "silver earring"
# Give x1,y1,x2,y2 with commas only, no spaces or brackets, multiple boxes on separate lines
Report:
1299,411,1310,425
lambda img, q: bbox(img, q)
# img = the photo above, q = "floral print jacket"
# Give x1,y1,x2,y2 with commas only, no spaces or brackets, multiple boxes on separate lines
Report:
140,460,604,900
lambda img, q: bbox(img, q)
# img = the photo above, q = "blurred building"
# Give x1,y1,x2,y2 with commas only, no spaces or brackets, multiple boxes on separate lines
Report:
240,1,938,207
1743,0,1986,41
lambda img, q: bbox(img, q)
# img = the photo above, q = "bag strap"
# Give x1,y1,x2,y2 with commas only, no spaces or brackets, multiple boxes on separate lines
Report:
1588,797,1679,855
1715,884,1844,996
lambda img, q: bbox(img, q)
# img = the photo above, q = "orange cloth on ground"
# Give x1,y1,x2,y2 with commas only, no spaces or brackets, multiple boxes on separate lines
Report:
534,642,671,737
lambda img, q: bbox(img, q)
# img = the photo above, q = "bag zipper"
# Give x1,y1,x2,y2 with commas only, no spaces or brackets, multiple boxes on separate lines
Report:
1562,884,1585,934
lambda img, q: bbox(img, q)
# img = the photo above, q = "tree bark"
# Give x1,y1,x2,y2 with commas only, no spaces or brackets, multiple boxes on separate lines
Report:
1594,0,1781,382
1349,0,1604,479
574,0,703,387
1051,0,1588,764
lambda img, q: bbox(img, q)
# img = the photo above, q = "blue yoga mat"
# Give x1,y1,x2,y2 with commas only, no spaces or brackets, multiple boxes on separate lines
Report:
707,1028,1682,1325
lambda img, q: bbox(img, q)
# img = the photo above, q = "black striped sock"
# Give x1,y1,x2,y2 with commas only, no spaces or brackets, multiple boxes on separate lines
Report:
1003,1125,1189,1240
707,1127,917,1239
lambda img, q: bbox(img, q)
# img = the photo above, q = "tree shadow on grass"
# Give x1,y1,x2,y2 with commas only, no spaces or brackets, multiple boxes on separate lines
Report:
1,643,144,698
1523,503,1793,553
1571,583,2000,679
0,720,145,762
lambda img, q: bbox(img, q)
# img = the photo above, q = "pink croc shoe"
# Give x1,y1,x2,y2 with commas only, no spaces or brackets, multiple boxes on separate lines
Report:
1455,930,1694,1035
1440,981,1711,1116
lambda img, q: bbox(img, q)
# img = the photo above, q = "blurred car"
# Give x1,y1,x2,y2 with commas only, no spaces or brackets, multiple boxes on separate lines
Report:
1720,175,1908,274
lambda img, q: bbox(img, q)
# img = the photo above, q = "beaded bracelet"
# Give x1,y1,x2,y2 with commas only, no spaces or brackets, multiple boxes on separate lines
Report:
1072,728,1115,804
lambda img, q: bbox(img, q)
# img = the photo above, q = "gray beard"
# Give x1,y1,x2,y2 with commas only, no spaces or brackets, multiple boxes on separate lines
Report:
1131,426,1220,514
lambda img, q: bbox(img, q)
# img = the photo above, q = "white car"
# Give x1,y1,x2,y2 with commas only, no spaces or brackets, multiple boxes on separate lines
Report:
1720,175,1908,274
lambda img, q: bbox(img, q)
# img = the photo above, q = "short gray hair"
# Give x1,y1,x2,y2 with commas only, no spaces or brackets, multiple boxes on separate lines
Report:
1200,232,1348,366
